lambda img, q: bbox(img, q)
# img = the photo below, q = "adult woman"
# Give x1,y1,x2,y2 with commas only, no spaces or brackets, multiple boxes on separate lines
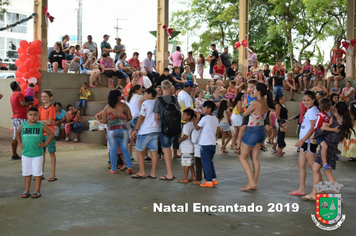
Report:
75,44,82,57
291,62,301,88
330,93,339,106
299,59,313,90
272,70,285,96
61,34,70,54
185,51,196,74
340,80,354,103
235,72,245,92
79,49,101,88
102,90,133,174
182,66,196,84
127,84,143,157
116,52,138,84
285,73,297,101
48,42,69,73
250,60,261,79
195,90,206,108
124,77,138,97
64,104,82,142
209,85,223,117
310,80,329,101
225,80,237,107
205,79,214,95
289,91,319,196
327,58,345,90
54,102,66,140
272,93,288,156
128,52,146,77
197,53,205,79
238,83,274,191
257,70,267,85
100,52,125,88
213,58,225,80
171,66,186,90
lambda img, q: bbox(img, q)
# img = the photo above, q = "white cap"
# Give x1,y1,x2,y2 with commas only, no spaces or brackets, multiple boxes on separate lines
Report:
83,49,92,55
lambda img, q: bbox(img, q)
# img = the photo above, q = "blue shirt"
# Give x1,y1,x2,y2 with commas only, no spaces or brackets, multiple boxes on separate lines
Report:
65,54,75,61
55,109,67,122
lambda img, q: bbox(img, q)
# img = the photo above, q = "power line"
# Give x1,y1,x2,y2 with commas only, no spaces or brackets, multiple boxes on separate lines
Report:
114,18,126,38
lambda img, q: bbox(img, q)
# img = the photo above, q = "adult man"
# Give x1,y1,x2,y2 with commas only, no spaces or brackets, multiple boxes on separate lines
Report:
248,46,257,72
272,60,286,76
143,51,160,84
329,41,346,68
170,46,184,67
220,47,232,74
154,80,181,180
82,35,98,58
206,44,219,78
100,34,113,56
10,81,33,160
113,38,126,63
178,81,195,122
65,46,80,73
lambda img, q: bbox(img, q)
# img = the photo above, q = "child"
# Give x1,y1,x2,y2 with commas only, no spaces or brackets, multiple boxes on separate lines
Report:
230,92,244,151
217,100,232,153
310,98,331,169
78,82,91,116
191,116,203,185
177,109,196,183
88,57,102,85
194,101,219,187
235,72,245,92
38,89,57,182
263,64,271,80
216,80,227,96
274,119,287,156
342,102,356,162
194,100,203,113
16,107,54,198
225,81,237,107
245,72,252,82
236,80,258,153
268,109,277,144
314,64,325,87
25,83,35,102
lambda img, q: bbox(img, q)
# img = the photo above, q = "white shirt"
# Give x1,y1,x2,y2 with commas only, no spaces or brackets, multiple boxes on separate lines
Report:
299,106,319,143
198,115,219,146
178,90,193,110
191,129,201,157
181,121,194,154
138,99,160,135
128,94,142,118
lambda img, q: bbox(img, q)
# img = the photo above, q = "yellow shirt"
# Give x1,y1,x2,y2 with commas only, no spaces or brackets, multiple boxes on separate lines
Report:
80,89,91,100
233,106,240,115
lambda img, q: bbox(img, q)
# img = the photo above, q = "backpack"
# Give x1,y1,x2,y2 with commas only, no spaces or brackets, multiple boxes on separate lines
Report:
158,96,181,136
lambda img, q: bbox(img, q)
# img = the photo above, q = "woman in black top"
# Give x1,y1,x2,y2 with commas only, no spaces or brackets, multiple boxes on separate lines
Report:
326,57,346,90
272,70,285,96
48,42,69,73
272,93,288,156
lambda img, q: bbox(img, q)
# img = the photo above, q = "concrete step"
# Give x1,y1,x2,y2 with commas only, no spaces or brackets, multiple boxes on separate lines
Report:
69,130,106,145
85,101,107,116
81,116,96,130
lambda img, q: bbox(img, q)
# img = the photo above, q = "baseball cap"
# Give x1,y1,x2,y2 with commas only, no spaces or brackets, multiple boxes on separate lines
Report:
103,34,110,38
83,49,92,55
115,37,121,41
185,81,195,87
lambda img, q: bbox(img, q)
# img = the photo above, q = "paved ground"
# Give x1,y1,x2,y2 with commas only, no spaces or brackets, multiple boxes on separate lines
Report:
0,127,355,236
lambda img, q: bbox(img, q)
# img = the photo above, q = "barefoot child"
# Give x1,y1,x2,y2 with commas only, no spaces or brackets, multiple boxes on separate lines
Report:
230,92,244,151
194,101,219,187
78,82,91,116
217,100,232,153
191,117,203,185
16,107,54,198
275,119,287,156
178,109,196,183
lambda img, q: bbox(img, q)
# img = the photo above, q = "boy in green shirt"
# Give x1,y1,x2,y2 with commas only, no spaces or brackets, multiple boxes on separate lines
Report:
16,107,54,198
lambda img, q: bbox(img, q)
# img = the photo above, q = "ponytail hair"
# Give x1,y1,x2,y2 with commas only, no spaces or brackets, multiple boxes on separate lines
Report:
127,84,141,103
256,83,274,109
303,90,319,108
335,101,355,139
217,100,228,120
349,102,356,122
232,92,244,108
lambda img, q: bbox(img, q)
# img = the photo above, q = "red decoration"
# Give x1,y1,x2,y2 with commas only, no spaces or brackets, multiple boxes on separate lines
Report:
43,6,55,23
234,39,247,50
163,25,173,37
33,98,38,106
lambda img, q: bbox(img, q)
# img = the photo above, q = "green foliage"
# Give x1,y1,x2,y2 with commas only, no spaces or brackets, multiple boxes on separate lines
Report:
0,0,10,18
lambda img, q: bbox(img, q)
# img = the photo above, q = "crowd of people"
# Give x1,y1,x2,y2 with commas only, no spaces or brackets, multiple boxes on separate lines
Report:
8,38,356,199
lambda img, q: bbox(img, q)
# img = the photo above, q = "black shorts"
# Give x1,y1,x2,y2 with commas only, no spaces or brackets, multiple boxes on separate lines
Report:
301,142,318,154
277,128,286,148
242,116,249,126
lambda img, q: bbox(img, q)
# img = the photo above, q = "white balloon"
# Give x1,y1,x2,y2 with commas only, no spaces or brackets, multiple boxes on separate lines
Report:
28,77,37,84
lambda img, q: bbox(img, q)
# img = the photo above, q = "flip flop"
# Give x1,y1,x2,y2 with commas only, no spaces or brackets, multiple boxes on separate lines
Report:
349,157,356,162
21,191,31,198
324,164,332,170
131,174,146,179
159,175,175,181
177,179,190,183
289,191,306,196
146,174,157,179
31,192,41,198
301,195,315,201
222,150,229,153
48,178,58,182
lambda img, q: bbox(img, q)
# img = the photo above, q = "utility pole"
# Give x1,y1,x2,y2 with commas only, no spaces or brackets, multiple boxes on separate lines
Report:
76,0,83,45
114,18,127,38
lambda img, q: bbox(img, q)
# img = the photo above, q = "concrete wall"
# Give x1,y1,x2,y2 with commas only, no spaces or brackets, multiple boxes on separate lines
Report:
0,79,16,129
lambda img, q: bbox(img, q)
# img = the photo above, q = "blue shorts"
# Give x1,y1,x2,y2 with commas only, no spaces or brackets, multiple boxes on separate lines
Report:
77,99,87,108
316,136,325,145
129,117,138,129
241,126,265,147
220,122,230,132
274,86,284,96
209,65,214,75
160,133,175,149
80,68,90,75
136,132,159,151
43,135,56,153
25,96,34,102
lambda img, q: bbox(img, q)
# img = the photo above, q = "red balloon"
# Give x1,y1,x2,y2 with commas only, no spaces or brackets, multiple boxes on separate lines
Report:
18,47,26,54
33,59,41,68
24,60,33,68
28,67,38,74
15,77,23,83
34,84,39,92
31,39,42,48
23,72,31,79
34,72,41,79
34,47,42,54
19,53,28,62
15,71,23,78
26,46,35,55
18,65,27,73
19,40,29,49
15,60,23,66
21,82,28,91
30,54,38,61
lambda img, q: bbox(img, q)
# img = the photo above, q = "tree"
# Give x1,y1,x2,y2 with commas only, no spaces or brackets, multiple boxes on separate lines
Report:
0,0,10,19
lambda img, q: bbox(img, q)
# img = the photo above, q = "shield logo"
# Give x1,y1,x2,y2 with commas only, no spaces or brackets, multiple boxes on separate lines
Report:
315,193,342,225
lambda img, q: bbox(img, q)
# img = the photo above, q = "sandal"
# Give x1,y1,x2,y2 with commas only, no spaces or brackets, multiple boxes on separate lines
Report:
235,148,240,154
21,191,31,198
260,145,267,152
31,192,41,198
324,164,332,170
126,168,133,175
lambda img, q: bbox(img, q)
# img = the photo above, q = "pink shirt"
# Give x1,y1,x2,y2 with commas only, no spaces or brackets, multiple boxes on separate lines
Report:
170,51,183,66
128,58,140,70
299,102,307,124
100,57,114,69
25,87,35,97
